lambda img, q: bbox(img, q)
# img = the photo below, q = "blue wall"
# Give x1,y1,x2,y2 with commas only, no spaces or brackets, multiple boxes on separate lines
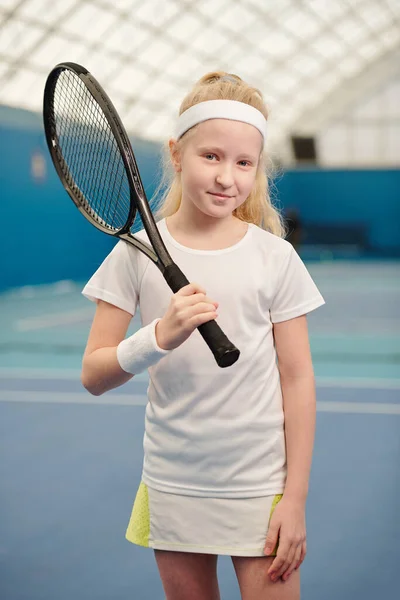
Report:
1,106,399,292
0,108,162,292
277,168,400,252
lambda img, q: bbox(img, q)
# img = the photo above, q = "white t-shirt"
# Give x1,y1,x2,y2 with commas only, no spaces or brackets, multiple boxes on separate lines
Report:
82,219,325,498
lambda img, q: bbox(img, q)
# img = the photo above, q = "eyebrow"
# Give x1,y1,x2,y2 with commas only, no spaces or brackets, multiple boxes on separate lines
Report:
197,146,258,161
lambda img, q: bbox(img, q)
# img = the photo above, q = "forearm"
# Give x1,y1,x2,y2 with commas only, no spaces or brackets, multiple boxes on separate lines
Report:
81,346,133,396
281,374,316,503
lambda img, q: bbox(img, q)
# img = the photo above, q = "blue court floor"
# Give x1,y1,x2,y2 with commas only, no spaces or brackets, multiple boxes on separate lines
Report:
0,261,399,599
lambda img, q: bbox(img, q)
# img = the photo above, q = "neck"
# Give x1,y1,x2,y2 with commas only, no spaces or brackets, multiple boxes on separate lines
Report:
168,202,237,236
165,203,248,251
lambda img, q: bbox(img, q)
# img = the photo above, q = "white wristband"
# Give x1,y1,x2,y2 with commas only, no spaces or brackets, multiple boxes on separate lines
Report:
117,319,170,375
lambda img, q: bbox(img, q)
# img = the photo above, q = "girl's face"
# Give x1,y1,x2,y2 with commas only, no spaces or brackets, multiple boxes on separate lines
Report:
170,119,263,222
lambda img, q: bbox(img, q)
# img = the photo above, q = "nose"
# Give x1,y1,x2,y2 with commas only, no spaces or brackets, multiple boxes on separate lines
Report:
215,163,234,188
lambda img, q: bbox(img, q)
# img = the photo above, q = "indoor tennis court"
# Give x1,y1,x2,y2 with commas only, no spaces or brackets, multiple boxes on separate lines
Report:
1,2,399,599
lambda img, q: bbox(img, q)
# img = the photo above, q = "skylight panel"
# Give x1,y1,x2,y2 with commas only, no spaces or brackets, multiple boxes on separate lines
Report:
110,65,152,97
233,54,269,80
291,53,321,77
134,0,180,27
0,18,43,56
267,71,300,95
283,6,320,38
191,27,231,56
0,62,9,79
137,38,175,70
335,17,367,44
358,39,381,60
219,2,257,31
195,0,231,20
382,25,400,49
0,68,40,107
29,34,82,69
311,34,346,59
143,112,176,140
305,0,346,23
0,0,20,11
18,0,80,24
358,2,393,30
336,55,363,77
125,104,160,128
137,78,178,105
103,21,151,54
80,52,121,80
162,52,202,79
99,0,142,11
60,3,115,40
309,70,338,97
260,30,296,58
273,104,302,128
168,12,201,43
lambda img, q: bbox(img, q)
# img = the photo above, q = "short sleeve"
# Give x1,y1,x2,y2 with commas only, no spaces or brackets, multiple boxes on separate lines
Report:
270,245,325,323
82,241,139,316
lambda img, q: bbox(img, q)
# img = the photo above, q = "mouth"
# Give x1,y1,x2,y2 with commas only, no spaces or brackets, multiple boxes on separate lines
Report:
208,192,232,199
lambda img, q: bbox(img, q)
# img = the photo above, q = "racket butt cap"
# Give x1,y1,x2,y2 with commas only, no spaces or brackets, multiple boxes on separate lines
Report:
216,347,240,368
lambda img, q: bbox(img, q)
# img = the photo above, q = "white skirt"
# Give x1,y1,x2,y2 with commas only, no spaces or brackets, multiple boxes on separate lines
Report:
125,481,282,557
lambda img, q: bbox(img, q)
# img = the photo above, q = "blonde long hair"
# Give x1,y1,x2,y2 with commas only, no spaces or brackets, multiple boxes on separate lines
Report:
156,72,285,237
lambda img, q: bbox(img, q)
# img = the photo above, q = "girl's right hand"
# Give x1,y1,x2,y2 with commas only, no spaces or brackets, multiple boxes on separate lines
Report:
155,283,218,350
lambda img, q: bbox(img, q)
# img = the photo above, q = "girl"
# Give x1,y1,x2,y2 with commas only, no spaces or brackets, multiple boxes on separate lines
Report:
81,72,325,600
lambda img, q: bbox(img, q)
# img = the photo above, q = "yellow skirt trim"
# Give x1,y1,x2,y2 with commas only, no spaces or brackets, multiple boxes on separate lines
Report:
125,482,150,547
268,493,283,556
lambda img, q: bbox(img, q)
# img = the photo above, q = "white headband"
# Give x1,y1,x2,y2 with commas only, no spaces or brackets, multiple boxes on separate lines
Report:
175,100,267,141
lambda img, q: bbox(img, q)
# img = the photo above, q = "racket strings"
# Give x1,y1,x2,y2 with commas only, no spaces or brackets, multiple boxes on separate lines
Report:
60,76,127,229
56,75,127,228
52,70,131,231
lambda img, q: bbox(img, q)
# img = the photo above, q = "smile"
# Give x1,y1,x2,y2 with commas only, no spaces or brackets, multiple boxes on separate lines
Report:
209,192,232,199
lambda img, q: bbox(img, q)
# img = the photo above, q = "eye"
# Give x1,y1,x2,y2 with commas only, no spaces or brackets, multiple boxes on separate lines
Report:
204,153,217,161
238,160,251,167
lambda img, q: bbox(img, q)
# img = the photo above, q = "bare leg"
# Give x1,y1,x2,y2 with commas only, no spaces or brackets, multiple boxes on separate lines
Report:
154,550,221,600
232,556,300,600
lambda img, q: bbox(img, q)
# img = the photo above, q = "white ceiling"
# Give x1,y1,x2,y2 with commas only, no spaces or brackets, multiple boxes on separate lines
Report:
1,0,399,157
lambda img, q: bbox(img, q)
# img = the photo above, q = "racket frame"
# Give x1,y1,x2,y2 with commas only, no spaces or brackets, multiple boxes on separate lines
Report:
43,62,161,264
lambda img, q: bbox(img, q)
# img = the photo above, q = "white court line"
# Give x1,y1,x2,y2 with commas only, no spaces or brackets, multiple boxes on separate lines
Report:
317,401,400,415
0,391,399,414
315,377,400,390
15,308,94,331
0,370,399,390
0,367,81,381
0,368,149,383
0,391,146,406
0,369,81,380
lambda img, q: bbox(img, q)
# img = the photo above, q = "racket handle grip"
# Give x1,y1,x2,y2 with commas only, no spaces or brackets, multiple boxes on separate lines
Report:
163,264,240,368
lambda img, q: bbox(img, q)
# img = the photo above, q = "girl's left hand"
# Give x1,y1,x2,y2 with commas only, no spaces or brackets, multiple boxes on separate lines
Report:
263,497,307,582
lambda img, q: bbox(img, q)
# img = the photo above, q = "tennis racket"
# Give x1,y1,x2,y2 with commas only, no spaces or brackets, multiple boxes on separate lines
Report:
43,62,240,368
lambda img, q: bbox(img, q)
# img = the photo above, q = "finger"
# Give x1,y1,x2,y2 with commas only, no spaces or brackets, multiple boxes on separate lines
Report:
175,283,206,297
274,544,296,580
264,525,280,556
295,542,307,570
268,540,289,577
282,544,303,581
188,309,218,328
184,302,220,320
178,293,218,308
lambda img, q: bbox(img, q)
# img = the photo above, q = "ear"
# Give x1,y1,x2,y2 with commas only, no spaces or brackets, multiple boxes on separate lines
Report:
169,139,181,172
